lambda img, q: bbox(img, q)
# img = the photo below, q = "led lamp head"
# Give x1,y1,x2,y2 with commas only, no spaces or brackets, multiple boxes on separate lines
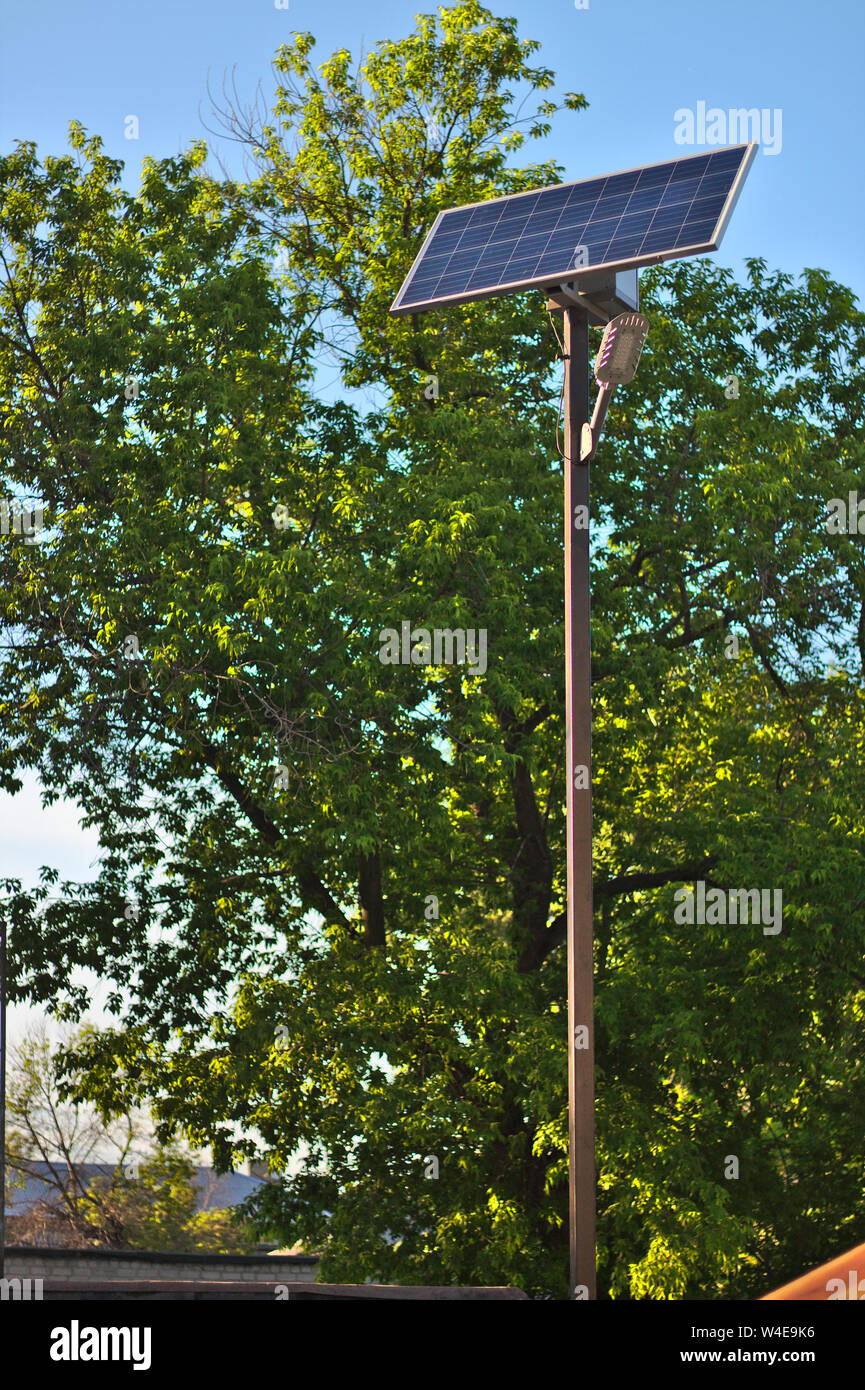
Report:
594,312,650,386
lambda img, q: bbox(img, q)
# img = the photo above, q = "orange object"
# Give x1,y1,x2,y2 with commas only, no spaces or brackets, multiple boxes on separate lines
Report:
762,1241,865,1300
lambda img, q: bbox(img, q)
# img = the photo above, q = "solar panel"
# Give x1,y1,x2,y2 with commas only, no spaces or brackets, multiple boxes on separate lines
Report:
390,143,757,316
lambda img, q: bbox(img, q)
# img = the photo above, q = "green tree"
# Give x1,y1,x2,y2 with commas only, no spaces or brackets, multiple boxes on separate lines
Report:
5,1024,147,1246
4,1027,258,1251
1,3,864,1297
84,1151,261,1254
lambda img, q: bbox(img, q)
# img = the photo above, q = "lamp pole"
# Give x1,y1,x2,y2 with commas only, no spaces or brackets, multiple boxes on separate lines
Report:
390,142,753,1304
562,305,595,1300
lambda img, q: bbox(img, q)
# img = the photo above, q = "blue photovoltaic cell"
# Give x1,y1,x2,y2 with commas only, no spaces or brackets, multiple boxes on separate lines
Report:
390,144,756,316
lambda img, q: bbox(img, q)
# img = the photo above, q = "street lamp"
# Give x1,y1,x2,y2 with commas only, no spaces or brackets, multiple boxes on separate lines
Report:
391,142,757,1298
580,311,651,464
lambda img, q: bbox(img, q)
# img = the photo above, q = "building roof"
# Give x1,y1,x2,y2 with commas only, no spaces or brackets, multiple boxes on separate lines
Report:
761,1238,865,1300
4,1162,266,1217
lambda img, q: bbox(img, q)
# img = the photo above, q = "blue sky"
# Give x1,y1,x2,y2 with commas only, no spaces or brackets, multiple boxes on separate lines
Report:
1,0,863,1040
2,0,863,298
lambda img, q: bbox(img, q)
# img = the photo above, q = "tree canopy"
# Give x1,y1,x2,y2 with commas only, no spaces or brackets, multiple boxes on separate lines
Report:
1,1,864,1298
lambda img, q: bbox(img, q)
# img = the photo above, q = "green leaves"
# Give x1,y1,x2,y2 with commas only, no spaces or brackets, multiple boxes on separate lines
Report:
2,4,865,1299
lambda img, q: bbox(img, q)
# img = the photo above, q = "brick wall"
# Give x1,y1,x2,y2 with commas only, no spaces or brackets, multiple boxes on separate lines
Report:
4,1245,319,1285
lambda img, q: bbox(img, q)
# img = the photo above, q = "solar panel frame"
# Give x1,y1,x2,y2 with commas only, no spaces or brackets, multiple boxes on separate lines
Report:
389,143,757,316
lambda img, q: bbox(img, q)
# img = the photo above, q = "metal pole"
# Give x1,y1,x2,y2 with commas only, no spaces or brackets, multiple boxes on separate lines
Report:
563,305,595,1299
